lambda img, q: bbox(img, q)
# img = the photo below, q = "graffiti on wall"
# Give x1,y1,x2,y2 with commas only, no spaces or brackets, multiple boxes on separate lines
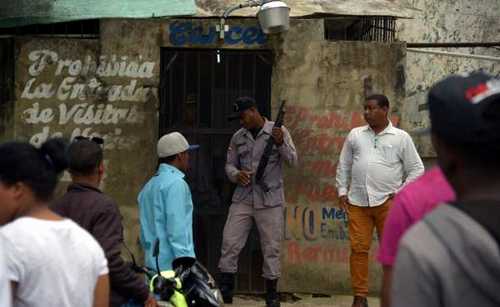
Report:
285,205,348,241
284,105,399,265
169,21,266,46
18,49,156,150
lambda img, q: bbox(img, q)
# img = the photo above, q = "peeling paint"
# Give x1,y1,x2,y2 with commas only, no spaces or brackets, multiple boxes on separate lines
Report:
398,0,500,158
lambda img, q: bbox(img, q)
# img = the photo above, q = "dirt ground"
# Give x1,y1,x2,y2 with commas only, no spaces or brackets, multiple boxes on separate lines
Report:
232,295,380,307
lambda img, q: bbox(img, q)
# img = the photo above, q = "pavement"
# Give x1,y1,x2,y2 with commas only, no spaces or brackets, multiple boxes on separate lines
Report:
232,295,380,307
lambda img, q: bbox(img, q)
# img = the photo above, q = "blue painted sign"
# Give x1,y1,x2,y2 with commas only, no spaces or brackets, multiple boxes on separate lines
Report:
169,21,266,46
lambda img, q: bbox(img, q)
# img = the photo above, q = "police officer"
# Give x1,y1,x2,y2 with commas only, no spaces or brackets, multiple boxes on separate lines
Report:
218,97,298,307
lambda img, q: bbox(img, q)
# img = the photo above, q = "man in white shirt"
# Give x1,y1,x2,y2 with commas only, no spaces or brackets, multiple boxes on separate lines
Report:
0,238,12,307
336,94,424,307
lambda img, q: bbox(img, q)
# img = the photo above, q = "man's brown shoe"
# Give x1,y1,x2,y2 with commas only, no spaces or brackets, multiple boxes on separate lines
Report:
352,296,368,307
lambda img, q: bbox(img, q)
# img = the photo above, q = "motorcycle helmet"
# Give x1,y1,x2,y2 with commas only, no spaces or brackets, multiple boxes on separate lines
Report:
175,260,224,307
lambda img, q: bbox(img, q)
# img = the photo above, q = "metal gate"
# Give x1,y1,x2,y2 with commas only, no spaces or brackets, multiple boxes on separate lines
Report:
0,38,14,138
159,48,273,293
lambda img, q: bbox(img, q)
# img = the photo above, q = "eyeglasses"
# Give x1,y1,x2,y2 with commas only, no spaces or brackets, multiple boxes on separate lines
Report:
74,135,104,145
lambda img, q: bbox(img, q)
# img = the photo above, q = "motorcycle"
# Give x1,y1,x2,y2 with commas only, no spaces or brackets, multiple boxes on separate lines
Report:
126,239,223,307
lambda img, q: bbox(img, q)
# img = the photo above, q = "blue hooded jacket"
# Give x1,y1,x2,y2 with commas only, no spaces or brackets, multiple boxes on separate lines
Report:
138,164,195,270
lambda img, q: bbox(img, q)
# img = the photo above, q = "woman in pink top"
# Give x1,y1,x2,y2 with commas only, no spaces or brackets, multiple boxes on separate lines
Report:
377,167,455,307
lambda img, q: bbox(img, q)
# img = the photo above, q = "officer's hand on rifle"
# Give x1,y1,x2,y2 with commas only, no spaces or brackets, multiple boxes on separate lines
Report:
272,127,284,146
237,170,253,186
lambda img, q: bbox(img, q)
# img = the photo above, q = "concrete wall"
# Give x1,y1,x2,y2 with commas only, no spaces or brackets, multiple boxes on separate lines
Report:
272,22,406,294
9,18,406,295
13,37,159,257
397,0,500,158
9,16,291,271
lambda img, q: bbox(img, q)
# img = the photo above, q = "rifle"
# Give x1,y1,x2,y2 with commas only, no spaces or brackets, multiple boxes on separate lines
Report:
255,100,286,191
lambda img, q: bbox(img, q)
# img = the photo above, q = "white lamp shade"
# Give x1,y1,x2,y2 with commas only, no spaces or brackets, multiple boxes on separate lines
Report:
257,1,290,34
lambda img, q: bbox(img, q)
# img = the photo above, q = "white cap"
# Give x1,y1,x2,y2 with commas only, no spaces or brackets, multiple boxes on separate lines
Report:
157,132,199,158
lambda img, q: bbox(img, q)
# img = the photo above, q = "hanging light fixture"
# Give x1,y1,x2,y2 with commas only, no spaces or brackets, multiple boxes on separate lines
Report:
257,1,290,34
218,0,290,40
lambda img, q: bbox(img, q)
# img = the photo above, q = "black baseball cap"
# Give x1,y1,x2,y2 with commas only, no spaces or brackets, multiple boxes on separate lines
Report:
427,71,500,145
227,96,257,120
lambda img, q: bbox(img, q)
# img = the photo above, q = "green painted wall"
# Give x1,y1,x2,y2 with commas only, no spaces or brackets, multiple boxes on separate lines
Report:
0,0,195,27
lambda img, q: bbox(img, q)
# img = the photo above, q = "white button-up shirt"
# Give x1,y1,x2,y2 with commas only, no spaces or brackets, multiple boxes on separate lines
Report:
336,122,424,207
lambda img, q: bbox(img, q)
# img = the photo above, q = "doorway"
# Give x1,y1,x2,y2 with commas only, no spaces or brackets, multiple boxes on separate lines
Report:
159,48,273,292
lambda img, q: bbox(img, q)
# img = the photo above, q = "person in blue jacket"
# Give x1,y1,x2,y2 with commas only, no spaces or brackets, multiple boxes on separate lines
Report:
138,132,199,271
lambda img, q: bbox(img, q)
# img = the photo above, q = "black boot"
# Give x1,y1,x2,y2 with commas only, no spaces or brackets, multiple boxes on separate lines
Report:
352,296,368,307
265,279,280,307
219,273,235,304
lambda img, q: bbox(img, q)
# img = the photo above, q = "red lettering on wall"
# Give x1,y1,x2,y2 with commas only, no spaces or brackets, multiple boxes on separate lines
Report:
287,105,400,131
284,104,399,269
303,160,337,178
287,182,338,204
286,241,350,265
285,242,378,265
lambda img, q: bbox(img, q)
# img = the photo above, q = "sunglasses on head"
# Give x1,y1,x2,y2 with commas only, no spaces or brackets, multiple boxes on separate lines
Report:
74,135,104,145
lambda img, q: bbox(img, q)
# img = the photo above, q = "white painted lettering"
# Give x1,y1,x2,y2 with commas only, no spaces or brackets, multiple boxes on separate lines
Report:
21,78,36,99
22,103,54,124
28,50,58,76
55,59,72,76
57,77,76,100
138,62,155,78
59,103,86,125
21,78,55,99
70,83,86,100
68,60,82,76
119,56,128,76
126,62,139,78
107,85,122,102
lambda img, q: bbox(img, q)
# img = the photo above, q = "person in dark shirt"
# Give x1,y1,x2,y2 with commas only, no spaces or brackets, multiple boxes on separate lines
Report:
52,136,156,307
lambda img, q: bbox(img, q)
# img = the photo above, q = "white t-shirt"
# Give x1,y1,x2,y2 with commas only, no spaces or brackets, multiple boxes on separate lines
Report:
0,217,108,307
0,238,12,307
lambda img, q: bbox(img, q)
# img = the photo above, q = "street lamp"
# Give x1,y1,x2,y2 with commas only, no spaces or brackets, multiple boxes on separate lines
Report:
257,0,290,34
218,0,290,40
